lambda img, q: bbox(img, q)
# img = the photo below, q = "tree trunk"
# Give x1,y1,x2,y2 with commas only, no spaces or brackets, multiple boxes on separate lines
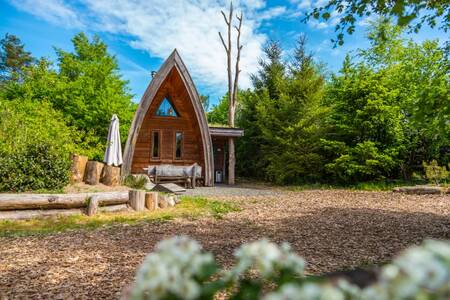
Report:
70,154,88,184
101,165,121,186
145,192,158,211
84,161,105,185
129,190,146,211
0,191,128,210
228,137,236,185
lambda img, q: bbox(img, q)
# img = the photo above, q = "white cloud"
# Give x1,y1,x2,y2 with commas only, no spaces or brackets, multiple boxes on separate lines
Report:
10,0,292,94
9,0,83,28
79,0,280,92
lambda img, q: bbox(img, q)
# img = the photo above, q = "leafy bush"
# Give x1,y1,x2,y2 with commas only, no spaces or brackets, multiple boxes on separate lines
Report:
130,237,450,300
325,141,397,183
422,160,449,185
0,99,77,191
0,144,71,192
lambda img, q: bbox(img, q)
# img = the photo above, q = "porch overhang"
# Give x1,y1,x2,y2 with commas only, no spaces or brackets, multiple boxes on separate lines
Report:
209,127,244,138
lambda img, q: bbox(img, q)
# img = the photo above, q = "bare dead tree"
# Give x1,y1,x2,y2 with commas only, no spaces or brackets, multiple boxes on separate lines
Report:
219,2,243,185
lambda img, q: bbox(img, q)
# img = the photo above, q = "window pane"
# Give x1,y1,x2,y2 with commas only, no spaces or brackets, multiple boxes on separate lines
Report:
175,132,182,159
152,131,159,158
156,98,178,117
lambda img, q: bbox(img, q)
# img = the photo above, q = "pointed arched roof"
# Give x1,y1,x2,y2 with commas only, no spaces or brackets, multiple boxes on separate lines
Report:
122,49,214,186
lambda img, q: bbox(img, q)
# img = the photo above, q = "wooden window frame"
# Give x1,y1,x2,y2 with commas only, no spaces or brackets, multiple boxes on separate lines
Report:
154,96,180,118
173,130,184,160
151,130,162,161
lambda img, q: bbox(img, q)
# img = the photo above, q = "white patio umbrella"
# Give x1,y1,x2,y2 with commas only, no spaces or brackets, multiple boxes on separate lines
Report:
103,114,123,166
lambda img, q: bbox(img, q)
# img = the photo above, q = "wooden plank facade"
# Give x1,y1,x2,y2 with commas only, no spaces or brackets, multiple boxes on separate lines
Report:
122,50,243,186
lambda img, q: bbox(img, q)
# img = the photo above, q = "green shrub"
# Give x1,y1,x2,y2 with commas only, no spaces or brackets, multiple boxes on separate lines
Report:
325,141,397,183
0,144,71,192
0,99,78,192
422,160,448,185
123,175,148,189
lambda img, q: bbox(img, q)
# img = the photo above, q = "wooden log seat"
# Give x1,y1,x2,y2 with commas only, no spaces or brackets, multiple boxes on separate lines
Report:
143,163,203,188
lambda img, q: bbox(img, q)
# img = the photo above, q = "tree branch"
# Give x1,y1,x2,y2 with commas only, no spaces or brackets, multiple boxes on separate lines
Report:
218,32,228,52
232,12,243,108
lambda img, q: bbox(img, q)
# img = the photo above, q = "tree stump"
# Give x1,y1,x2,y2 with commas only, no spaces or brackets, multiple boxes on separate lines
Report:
145,192,158,211
84,161,104,185
158,195,169,209
101,165,121,186
129,190,146,211
70,154,88,184
87,195,99,216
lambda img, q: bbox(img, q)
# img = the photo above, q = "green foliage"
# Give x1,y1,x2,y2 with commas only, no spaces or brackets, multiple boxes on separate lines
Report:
0,99,76,191
0,33,34,82
122,175,148,189
305,1,449,45
322,21,449,182
1,33,136,159
208,93,229,125
236,21,448,185
237,38,328,184
422,160,448,185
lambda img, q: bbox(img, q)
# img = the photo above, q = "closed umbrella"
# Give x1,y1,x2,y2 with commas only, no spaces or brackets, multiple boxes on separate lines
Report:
104,114,123,166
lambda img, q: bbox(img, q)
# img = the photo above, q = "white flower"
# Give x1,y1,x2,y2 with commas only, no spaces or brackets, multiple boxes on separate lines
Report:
263,282,348,300
364,239,450,300
229,239,305,279
131,236,214,300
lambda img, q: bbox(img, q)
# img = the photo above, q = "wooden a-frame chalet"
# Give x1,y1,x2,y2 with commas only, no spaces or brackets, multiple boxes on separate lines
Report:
122,50,243,186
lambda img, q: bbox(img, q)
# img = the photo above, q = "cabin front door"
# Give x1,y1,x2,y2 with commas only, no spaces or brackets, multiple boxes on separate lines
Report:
212,137,227,183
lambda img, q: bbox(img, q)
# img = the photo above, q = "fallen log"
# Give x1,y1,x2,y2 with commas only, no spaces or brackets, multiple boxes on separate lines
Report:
0,208,84,220
0,191,129,210
393,185,446,195
0,204,130,220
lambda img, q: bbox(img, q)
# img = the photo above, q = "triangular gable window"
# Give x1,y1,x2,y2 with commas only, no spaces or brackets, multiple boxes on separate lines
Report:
155,97,179,117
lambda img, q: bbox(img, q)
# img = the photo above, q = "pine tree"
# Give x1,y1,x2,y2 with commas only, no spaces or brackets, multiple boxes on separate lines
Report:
0,33,34,82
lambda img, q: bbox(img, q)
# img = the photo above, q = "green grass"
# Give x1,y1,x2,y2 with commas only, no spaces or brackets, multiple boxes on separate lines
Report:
0,196,240,238
285,180,426,192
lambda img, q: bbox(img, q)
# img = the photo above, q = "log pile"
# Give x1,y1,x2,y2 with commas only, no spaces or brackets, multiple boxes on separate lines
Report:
70,154,121,187
0,190,180,220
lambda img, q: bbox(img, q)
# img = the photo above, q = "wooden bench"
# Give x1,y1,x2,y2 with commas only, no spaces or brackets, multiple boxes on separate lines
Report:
144,164,203,188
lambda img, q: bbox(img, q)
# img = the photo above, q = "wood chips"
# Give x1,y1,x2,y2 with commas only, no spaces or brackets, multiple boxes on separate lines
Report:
1,189,449,299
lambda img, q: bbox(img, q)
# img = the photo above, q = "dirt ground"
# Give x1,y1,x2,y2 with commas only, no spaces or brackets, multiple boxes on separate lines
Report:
1,189,449,299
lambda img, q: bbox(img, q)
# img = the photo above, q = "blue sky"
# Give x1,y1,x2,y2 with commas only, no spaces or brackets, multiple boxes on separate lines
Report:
0,0,446,107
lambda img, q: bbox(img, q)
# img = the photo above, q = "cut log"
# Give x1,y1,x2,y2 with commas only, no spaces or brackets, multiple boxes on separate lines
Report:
0,191,128,210
129,190,145,211
393,185,445,195
84,161,105,185
70,154,88,184
158,196,169,209
87,195,99,216
0,204,130,220
101,165,121,186
145,192,158,211
99,204,129,213
0,208,84,220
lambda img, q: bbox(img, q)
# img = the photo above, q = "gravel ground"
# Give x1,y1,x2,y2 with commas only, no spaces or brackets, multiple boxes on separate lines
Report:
184,184,281,197
1,189,449,299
